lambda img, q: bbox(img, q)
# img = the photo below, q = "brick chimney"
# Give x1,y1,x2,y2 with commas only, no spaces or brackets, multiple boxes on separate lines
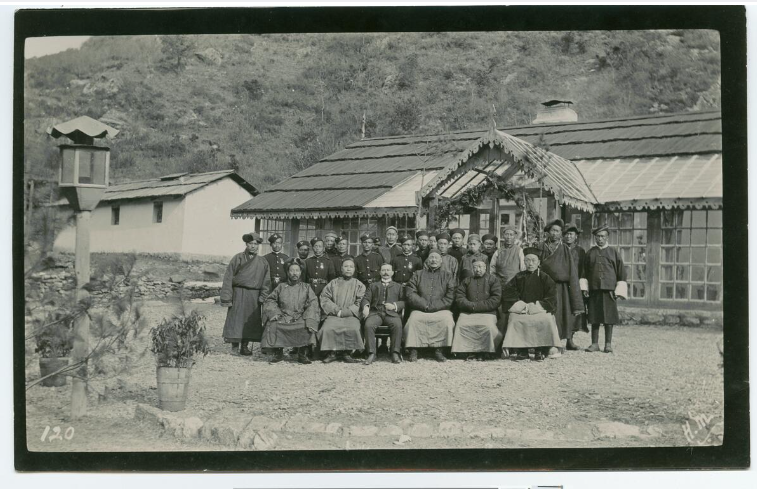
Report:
532,100,578,124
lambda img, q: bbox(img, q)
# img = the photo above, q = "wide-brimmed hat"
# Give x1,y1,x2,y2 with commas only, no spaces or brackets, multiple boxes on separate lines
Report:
543,218,565,232
242,232,263,244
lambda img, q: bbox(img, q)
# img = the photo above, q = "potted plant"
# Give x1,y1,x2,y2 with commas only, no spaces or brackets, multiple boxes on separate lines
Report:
32,310,74,388
149,310,210,412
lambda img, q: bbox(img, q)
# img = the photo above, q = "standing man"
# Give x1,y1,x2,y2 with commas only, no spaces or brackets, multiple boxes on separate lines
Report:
428,232,459,279
449,228,467,267
564,223,589,348
482,234,498,262
378,226,403,263
533,219,583,354
329,234,354,274
324,231,339,257
294,239,311,281
391,234,424,286
220,232,272,356
355,232,385,287
583,225,627,353
304,236,337,300
415,230,431,263
361,263,405,365
264,233,289,289
459,234,489,281
404,251,457,362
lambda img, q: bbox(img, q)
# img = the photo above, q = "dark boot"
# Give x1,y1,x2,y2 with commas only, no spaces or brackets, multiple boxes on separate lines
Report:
231,342,240,355
240,342,253,356
566,332,580,350
269,348,284,363
408,348,418,362
297,346,312,364
585,324,601,352
391,352,401,364
363,353,376,366
434,348,447,362
604,324,614,353
322,352,337,364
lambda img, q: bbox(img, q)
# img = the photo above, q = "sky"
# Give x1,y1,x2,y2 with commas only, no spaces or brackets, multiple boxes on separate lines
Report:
25,35,91,59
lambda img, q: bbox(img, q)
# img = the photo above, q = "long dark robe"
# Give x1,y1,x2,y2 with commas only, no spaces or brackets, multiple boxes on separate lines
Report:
261,280,320,348
264,251,290,289
534,240,583,339
584,246,627,325
220,252,271,343
567,243,589,333
501,269,561,349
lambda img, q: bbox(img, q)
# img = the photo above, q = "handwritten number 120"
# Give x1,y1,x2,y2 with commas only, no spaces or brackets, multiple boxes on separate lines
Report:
41,426,74,442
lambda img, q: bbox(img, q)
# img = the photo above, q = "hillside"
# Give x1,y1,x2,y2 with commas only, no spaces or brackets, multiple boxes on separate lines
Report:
24,30,720,193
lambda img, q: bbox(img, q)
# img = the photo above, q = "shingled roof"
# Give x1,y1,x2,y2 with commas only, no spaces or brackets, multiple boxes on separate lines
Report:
232,110,721,218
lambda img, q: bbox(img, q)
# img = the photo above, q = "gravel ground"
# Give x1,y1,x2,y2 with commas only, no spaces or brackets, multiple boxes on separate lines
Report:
25,299,724,451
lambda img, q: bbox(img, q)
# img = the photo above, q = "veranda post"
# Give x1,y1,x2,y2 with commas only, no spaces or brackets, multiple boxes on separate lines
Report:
48,116,118,418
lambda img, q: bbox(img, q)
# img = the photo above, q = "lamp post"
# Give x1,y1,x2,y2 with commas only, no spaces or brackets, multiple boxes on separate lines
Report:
48,116,118,418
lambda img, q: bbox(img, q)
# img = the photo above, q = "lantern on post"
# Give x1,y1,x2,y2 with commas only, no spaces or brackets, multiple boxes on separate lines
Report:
48,116,118,418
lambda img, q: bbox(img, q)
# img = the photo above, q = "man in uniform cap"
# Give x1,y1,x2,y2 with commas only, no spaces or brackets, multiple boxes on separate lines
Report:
378,226,403,263
582,225,627,353
563,222,589,347
264,233,290,289
459,233,489,281
426,232,458,279
304,236,337,300
391,234,423,286
415,229,431,262
294,240,311,282
501,246,561,361
449,228,467,266
324,231,339,257
481,233,499,262
532,218,583,355
355,232,386,287
220,232,272,356
329,234,354,274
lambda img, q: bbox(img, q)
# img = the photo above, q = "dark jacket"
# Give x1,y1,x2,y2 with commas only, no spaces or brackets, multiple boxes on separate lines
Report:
361,280,405,318
354,251,386,286
264,252,290,289
455,273,502,315
406,267,456,313
584,246,626,290
390,253,424,285
304,254,336,297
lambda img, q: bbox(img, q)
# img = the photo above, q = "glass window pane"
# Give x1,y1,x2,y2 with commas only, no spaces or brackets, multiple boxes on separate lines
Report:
662,210,676,228
675,284,689,300
624,265,631,280
707,247,722,264
661,247,675,264
708,210,722,228
706,284,720,302
620,230,633,245
632,282,646,298
707,229,722,245
690,265,705,283
660,265,674,281
621,247,632,262
460,215,470,228
61,149,76,184
676,229,691,246
634,230,647,245
633,265,646,282
78,152,93,184
608,230,618,246
662,229,675,245
707,266,722,283
607,213,619,228
620,213,633,229
691,247,706,264
675,265,689,281
691,285,706,301
634,212,647,229
633,247,647,263
691,229,707,246
661,284,674,299
676,247,689,263
91,151,107,185
679,210,691,227
692,210,707,228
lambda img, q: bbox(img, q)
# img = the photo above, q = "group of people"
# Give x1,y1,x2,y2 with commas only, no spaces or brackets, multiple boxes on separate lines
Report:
219,218,627,365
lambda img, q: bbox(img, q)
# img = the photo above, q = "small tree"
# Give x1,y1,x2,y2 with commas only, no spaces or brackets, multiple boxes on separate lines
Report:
160,36,196,73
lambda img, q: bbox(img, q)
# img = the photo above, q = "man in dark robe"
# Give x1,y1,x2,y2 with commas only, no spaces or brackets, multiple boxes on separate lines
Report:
427,232,459,278
564,223,589,348
378,226,403,263
324,231,339,257
264,233,289,289
501,247,561,361
355,232,385,287
294,240,311,282
449,228,467,267
482,233,498,262
361,263,405,365
415,230,431,263
459,234,489,281
262,259,319,364
404,251,457,362
583,225,627,353
220,232,272,356
329,235,354,274
391,234,423,286
533,219,583,355
451,257,502,360
304,236,336,300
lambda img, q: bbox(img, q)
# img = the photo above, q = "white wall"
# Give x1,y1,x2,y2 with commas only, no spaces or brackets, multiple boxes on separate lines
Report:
54,197,186,255
180,177,256,260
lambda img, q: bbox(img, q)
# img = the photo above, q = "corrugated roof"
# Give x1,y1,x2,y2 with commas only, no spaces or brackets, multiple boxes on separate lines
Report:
233,110,721,217
100,170,257,202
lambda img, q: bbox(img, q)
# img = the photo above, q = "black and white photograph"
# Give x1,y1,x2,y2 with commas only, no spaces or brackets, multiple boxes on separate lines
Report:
12,4,749,475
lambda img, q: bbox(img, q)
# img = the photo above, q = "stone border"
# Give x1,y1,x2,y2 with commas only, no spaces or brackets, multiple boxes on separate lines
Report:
134,404,663,450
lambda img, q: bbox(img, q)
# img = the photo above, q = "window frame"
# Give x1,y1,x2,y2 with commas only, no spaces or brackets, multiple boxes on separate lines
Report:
111,206,120,226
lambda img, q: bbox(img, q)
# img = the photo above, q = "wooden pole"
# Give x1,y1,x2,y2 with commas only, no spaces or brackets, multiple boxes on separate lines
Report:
71,210,91,418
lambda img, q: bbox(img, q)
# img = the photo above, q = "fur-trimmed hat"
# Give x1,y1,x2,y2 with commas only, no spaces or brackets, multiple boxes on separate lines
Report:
242,232,263,244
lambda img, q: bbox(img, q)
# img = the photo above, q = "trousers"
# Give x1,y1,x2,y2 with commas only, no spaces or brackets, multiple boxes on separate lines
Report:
364,313,403,354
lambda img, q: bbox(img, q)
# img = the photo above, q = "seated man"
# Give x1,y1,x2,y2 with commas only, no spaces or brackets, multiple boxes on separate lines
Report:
501,247,561,361
404,251,457,362
361,263,405,365
451,257,503,360
261,259,320,364
318,257,366,363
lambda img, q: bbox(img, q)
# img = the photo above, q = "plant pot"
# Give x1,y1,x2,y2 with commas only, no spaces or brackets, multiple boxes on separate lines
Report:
156,366,192,412
39,357,69,387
